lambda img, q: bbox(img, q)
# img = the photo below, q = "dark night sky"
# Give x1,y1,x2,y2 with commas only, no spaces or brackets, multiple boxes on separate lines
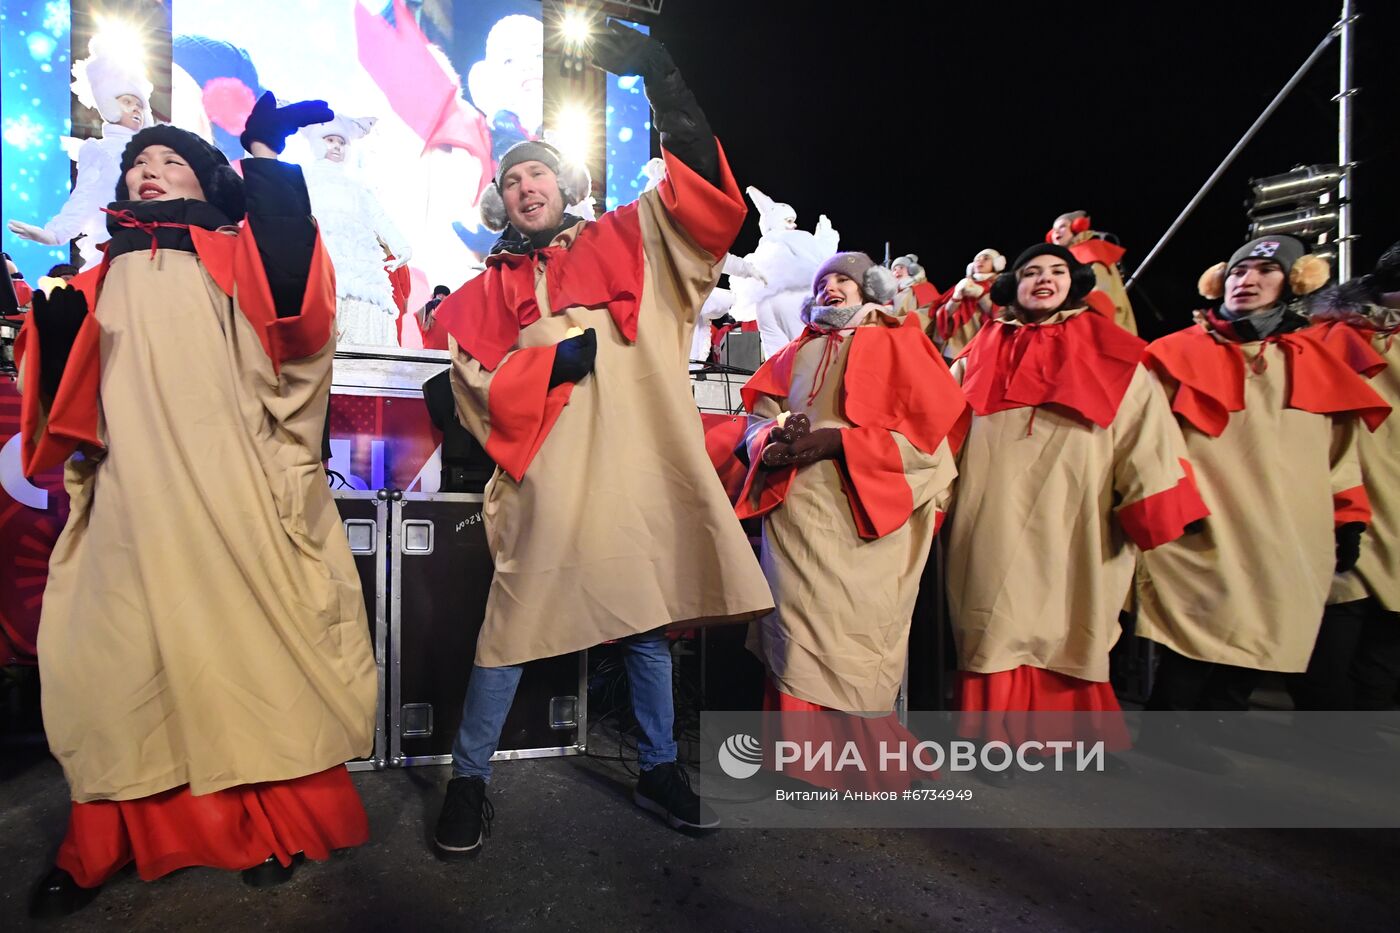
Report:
652,1,1399,340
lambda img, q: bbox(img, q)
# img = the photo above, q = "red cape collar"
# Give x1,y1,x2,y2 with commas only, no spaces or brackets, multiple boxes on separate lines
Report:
432,204,645,372
1145,321,1391,437
1069,236,1126,267
742,316,969,455
957,307,1146,429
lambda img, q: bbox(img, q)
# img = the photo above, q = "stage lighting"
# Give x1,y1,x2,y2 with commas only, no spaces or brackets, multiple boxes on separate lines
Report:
91,15,149,73
562,11,593,46
1246,163,1346,258
558,6,598,75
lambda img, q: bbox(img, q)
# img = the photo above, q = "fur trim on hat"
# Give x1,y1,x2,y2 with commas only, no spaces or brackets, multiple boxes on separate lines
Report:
556,159,592,208
863,265,898,305
1289,254,1330,297
1198,261,1227,300
479,183,508,232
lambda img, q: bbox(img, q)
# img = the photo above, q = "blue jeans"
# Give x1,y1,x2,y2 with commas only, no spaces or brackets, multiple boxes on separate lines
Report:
451,627,677,781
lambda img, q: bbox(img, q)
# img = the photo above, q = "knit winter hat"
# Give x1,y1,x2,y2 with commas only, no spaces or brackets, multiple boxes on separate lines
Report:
494,140,562,189
479,140,592,233
1227,236,1306,275
1197,235,1330,300
892,254,924,278
812,252,898,304
116,124,246,222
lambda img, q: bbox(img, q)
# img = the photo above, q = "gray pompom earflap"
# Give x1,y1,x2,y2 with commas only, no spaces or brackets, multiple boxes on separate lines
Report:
479,183,508,232
477,157,594,233
863,265,899,305
556,159,592,209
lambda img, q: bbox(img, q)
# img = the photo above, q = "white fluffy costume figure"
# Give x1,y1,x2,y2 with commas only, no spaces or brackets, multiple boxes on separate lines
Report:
299,113,412,347
728,186,840,358
7,35,154,270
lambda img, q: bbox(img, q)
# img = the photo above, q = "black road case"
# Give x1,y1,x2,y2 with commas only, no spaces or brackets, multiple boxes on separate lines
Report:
389,493,586,767
332,490,389,770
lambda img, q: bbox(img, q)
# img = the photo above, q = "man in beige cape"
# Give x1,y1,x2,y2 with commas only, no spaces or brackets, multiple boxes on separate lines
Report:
429,21,772,857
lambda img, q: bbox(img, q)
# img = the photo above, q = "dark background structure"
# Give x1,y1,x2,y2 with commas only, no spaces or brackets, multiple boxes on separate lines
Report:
654,0,1400,340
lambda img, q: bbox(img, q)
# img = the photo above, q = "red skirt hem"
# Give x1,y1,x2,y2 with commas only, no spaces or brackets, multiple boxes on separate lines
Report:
55,765,369,888
761,681,931,791
956,666,1131,751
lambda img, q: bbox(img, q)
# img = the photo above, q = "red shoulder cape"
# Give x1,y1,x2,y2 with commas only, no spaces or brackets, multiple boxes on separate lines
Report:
958,309,1146,429
435,143,746,372
1144,323,1391,437
15,224,336,476
737,318,970,537
1069,237,1126,268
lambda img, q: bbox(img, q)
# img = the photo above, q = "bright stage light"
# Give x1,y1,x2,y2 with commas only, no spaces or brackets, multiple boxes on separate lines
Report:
92,15,149,70
551,104,594,165
561,11,593,46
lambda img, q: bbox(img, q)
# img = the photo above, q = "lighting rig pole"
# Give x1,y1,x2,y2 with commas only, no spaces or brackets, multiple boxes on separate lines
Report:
1126,3,1358,290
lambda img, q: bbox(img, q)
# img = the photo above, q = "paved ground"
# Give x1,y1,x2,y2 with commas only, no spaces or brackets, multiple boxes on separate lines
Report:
3,740,1398,933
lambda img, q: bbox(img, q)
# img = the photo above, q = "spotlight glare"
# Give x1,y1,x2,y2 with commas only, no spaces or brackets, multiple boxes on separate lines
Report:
561,11,592,46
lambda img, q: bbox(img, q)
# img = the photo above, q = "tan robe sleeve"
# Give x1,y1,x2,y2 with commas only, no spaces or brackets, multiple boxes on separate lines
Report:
1329,415,1368,525
1111,366,1209,550
634,188,727,332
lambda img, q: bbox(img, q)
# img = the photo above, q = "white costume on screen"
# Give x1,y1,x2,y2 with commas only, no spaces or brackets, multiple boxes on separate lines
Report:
8,35,153,269
300,115,411,348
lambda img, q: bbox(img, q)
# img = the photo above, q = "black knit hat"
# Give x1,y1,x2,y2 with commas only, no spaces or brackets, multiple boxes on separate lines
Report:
989,243,1097,308
115,125,246,222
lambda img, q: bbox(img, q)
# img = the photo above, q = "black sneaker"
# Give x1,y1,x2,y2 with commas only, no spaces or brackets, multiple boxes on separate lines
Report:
634,762,720,830
434,776,494,858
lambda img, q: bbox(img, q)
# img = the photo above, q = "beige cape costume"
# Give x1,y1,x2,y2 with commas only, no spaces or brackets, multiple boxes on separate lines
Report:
436,146,773,668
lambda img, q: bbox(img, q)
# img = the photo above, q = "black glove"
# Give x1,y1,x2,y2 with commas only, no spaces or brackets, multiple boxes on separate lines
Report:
240,92,334,155
588,21,718,185
549,329,597,388
31,286,88,398
588,20,675,81
1336,522,1366,573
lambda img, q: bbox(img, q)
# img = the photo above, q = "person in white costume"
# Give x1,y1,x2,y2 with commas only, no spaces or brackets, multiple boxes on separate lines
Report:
7,35,154,270
727,186,839,358
299,114,412,347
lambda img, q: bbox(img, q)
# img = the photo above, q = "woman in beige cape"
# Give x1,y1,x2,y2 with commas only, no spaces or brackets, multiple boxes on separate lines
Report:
945,244,1208,774
734,251,967,791
17,104,377,917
